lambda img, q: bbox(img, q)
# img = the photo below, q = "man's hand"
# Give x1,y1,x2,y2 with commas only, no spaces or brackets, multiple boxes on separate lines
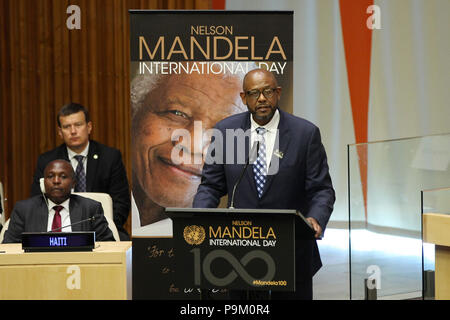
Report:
306,217,322,239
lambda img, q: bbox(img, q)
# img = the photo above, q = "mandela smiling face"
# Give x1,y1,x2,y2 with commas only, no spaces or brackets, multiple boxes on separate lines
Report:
132,72,244,224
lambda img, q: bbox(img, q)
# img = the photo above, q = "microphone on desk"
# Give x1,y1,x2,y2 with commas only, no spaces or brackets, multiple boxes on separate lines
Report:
229,140,259,209
51,216,95,232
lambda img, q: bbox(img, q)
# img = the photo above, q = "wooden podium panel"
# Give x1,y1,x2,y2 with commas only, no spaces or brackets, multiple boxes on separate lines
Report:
422,213,450,300
0,241,131,300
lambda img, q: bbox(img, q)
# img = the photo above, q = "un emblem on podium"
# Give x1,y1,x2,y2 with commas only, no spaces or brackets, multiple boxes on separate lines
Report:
183,225,206,245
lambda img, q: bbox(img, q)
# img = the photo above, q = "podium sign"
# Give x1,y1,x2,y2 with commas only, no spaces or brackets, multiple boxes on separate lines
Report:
166,208,301,292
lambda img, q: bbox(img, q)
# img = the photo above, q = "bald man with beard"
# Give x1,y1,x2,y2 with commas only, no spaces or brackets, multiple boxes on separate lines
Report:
3,160,114,243
194,69,335,300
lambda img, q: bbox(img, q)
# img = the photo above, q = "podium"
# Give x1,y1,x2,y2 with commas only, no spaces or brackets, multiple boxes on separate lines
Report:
0,241,132,300
422,213,450,299
165,208,314,292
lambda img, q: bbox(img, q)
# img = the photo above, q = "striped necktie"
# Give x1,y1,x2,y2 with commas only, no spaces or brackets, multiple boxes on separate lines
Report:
253,127,267,198
74,155,86,192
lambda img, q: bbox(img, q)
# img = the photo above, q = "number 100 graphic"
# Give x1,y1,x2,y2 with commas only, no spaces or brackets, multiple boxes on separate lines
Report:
190,248,276,287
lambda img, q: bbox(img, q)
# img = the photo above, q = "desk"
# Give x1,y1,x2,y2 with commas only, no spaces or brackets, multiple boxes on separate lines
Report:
0,241,131,300
422,213,450,300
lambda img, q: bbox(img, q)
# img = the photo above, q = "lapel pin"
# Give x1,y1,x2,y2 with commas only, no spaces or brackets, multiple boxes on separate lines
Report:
274,150,284,159
93,154,98,159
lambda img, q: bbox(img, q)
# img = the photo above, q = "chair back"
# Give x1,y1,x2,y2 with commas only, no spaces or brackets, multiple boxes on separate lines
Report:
0,219,10,243
0,182,5,226
72,192,120,241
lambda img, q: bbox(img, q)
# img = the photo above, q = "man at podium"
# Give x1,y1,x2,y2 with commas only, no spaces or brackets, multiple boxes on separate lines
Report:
193,69,335,300
3,160,114,243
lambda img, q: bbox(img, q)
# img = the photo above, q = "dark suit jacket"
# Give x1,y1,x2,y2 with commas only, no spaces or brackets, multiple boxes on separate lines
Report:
30,140,131,240
193,109,335,281
2,194,114,243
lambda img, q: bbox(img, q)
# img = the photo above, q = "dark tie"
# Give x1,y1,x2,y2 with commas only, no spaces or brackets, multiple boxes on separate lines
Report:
253,127,267,198
74,155,86,192
52,205,63,232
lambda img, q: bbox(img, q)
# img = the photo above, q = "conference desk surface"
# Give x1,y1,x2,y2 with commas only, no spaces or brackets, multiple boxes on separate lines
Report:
0,241,131,300
423,213,450,300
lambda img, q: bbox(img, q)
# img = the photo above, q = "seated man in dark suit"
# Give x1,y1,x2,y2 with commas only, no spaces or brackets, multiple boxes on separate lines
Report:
30,103,131,240
3,160,114,243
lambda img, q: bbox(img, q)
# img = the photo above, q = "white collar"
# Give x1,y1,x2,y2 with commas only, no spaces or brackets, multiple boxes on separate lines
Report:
67,141,90,159
47,197,70,212
250,108,280,133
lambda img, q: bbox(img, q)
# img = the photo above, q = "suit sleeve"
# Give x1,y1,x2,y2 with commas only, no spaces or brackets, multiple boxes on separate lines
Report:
193,132,227,208
2,204,26,243
304,126,335,232
107,150,131,232
91,202,115,241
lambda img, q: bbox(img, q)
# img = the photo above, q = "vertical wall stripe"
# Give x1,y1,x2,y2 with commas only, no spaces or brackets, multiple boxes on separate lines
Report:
212,0,225,10
339,0,373,222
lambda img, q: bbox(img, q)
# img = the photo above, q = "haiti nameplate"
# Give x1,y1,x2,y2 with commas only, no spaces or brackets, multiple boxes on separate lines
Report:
21,232,95,252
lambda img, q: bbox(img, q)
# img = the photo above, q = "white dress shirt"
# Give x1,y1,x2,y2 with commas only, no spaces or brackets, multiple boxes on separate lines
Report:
250,109,280,175
67,142,89,175
47,198,72,232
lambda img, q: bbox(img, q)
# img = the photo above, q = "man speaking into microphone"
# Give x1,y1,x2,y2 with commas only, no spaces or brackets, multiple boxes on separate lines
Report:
193,69,335,300
2,160,114,243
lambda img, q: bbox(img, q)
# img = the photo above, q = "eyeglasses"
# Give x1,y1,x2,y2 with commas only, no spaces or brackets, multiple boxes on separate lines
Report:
245,87,279,100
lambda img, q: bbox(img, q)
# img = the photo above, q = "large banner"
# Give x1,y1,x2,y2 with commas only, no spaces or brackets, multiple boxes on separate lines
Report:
130,10,293,299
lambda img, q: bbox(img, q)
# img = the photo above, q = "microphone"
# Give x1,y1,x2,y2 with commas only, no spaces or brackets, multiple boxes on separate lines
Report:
229,140,259,209
51,216,96,232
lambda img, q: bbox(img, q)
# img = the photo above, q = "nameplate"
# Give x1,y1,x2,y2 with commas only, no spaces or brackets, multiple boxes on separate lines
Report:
21,232,95,252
